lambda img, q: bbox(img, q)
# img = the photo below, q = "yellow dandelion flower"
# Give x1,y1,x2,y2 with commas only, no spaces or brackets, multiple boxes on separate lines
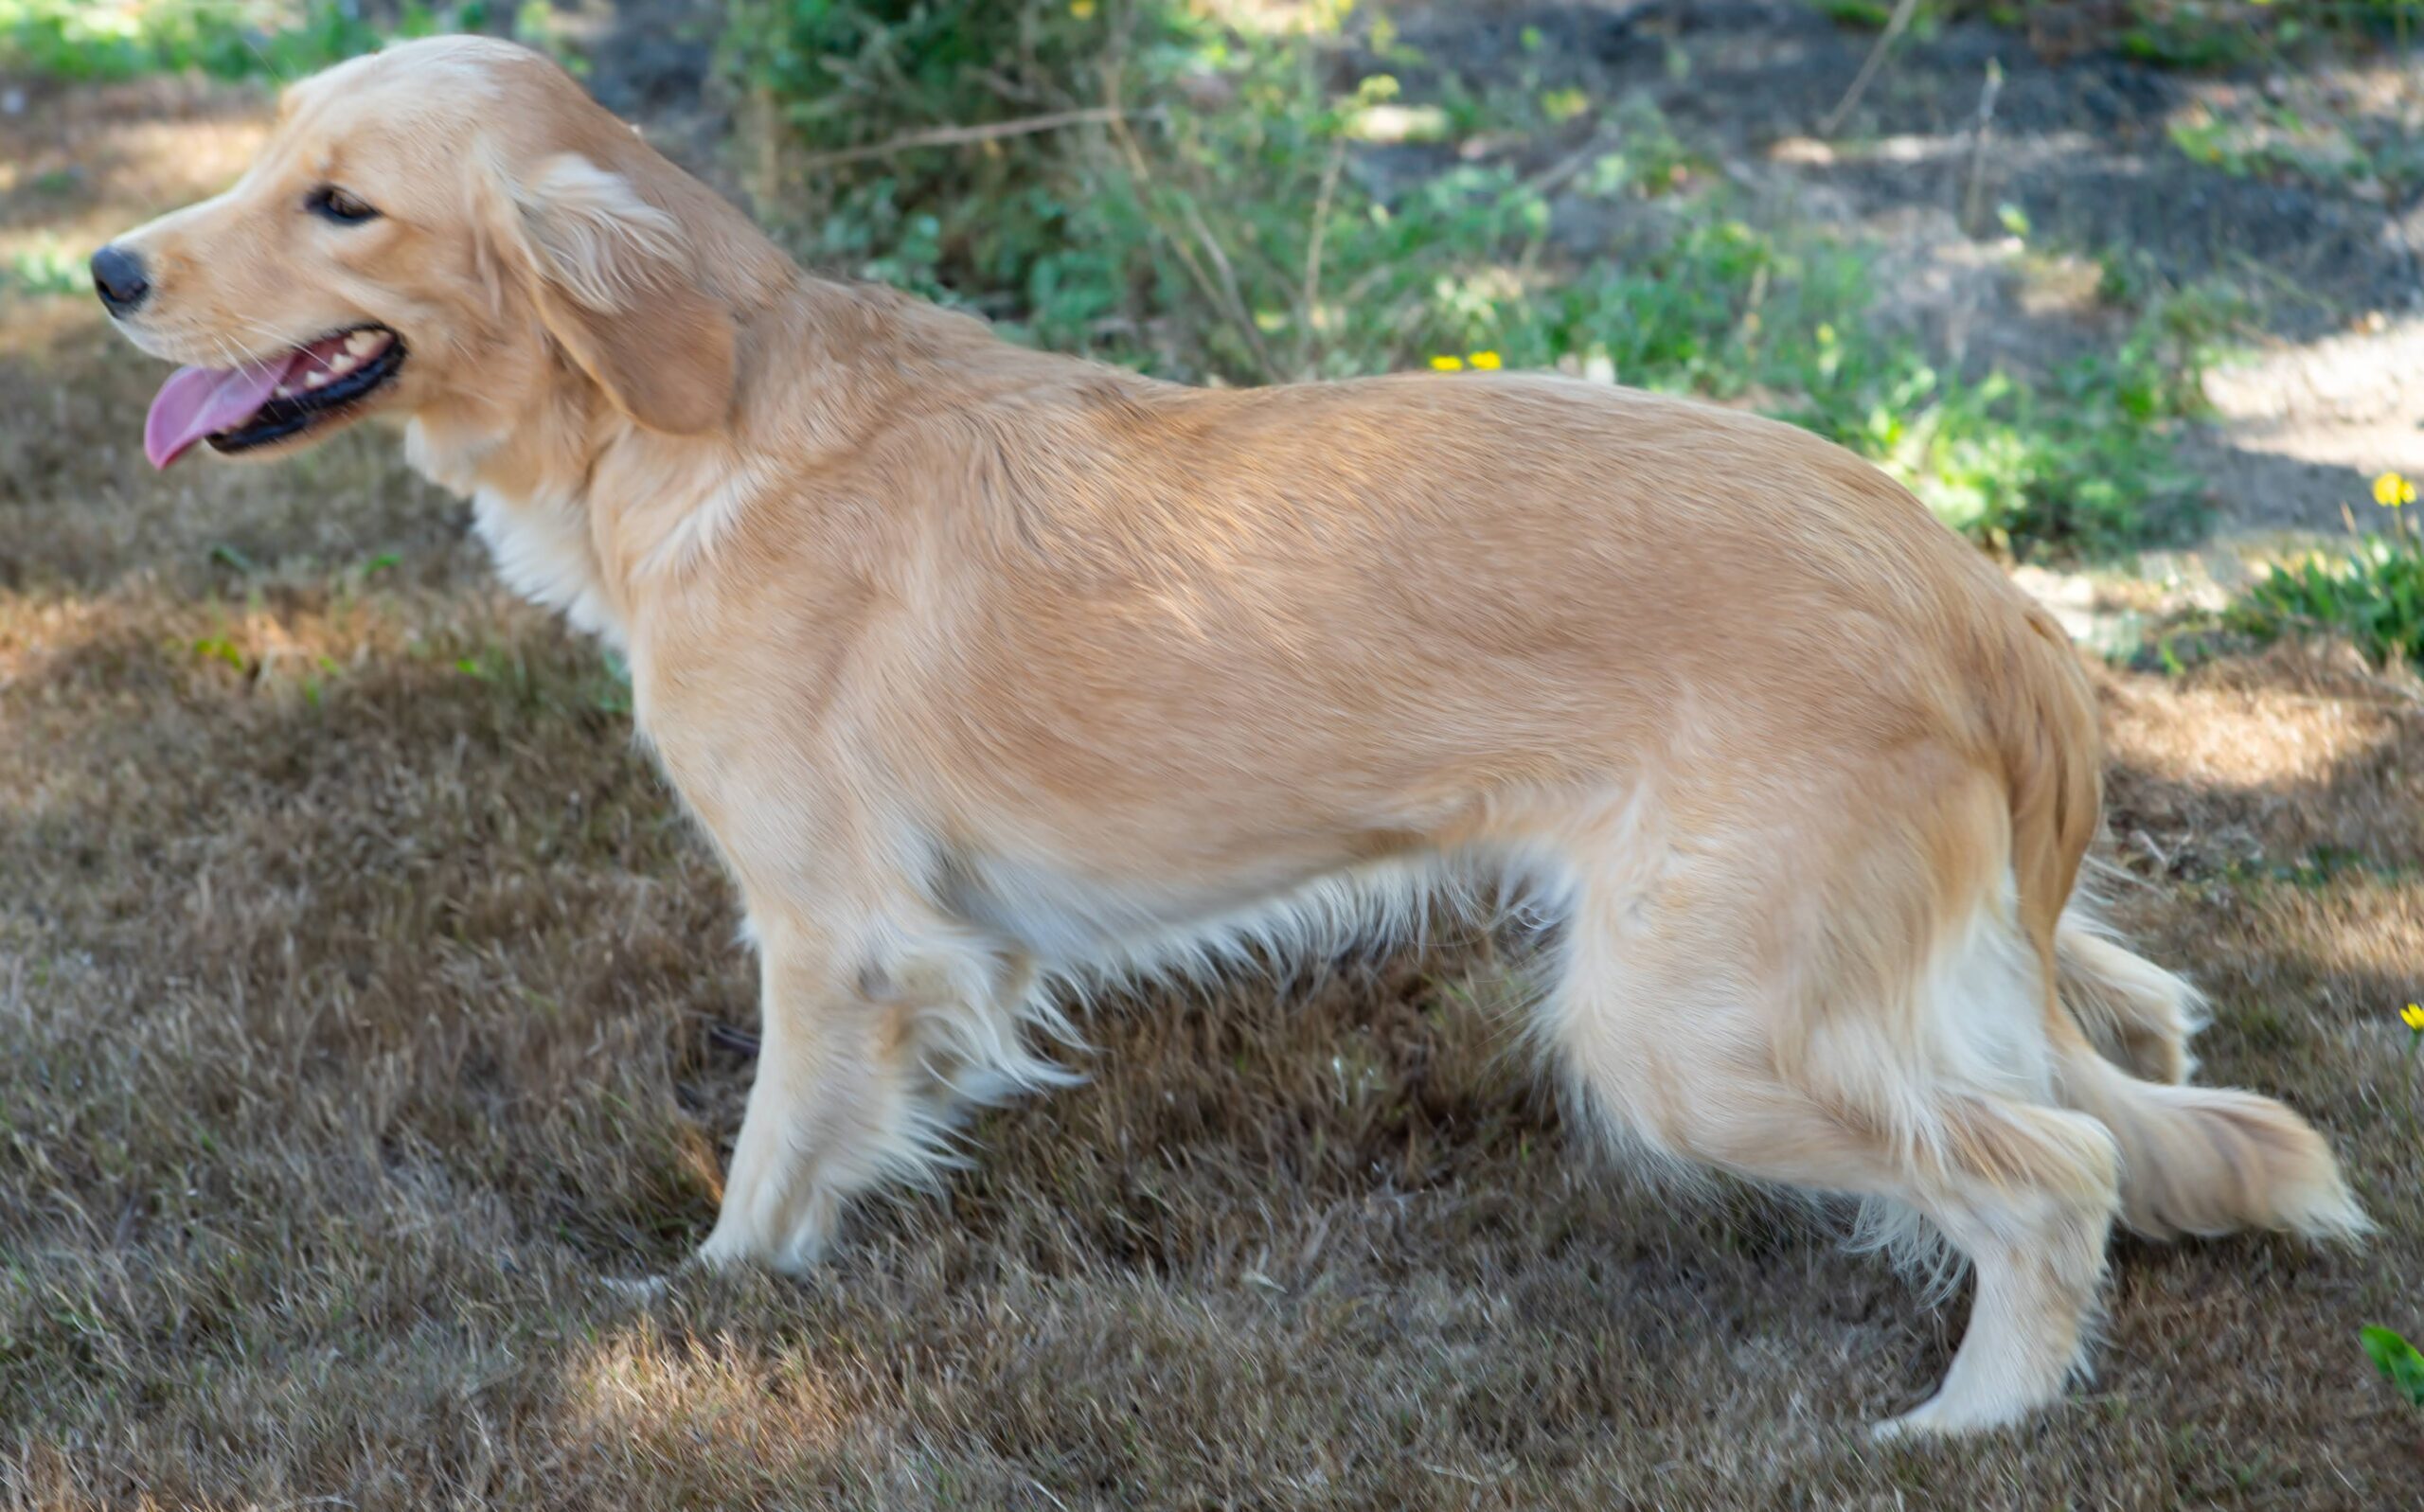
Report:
1469,350,1503,370
1429,354,1465,371
2403,1004,2424,1031
1070,0,1096,17
2374,471,2415,507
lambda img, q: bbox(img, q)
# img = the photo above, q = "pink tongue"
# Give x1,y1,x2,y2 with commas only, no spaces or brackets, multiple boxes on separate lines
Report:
144,356,297,470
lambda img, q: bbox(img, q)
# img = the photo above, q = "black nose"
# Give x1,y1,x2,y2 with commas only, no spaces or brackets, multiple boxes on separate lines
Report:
90,245,151,314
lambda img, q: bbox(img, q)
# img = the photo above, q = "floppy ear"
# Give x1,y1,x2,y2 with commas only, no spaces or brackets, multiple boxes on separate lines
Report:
481,151,736,436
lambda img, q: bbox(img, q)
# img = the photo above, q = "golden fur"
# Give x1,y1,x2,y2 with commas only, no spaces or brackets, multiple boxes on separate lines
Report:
99,37,2365,1435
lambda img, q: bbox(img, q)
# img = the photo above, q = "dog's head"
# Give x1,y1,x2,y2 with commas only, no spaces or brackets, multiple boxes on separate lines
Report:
96,36,770,472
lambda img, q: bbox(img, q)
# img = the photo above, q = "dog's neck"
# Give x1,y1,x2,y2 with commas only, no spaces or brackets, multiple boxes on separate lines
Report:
404,274,980,650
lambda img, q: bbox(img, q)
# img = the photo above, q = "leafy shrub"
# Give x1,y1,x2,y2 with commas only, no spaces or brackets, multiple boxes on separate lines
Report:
0,1,562,83
722,0,1556,382
720,0,1197,317
723,1,2214,558
1,0,372,80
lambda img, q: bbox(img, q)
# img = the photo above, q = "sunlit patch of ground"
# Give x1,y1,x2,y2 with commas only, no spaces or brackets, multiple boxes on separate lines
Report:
0,75,269,274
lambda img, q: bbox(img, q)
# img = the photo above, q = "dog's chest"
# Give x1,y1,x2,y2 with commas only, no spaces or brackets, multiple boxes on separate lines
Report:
469,486,628,649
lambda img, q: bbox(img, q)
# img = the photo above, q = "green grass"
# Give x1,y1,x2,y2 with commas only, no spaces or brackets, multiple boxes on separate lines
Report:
730,0,2214,560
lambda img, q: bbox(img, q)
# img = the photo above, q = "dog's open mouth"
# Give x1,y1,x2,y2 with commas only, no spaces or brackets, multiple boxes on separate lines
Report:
143,325,405,469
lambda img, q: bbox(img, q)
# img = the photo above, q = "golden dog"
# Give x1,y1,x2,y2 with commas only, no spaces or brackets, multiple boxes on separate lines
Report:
96,36,2363,1435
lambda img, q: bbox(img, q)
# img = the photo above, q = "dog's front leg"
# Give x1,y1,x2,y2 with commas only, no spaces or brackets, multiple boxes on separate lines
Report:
694,913,931,1273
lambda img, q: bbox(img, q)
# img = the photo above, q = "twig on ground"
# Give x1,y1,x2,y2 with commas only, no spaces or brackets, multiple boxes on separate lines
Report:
793,106,1143,171
1522,127,1615,199
746,80,781,216
1105,103,1282,382
1174,190,1278,378
1297,134,1347,378
1818,0,1922,138
1961,57,2005,237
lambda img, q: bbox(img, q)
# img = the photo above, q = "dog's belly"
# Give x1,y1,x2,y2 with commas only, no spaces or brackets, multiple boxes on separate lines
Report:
936,827,1577,989
943,845,1475,979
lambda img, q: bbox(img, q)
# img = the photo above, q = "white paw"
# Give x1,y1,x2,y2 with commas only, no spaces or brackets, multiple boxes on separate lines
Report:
1870,1411,1935,1443
691,1226,759,1273
693,1205,831,1275
1870,1392,2034,1441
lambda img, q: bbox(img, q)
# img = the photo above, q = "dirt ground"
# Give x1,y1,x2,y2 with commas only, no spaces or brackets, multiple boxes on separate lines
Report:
5,4,2424,1508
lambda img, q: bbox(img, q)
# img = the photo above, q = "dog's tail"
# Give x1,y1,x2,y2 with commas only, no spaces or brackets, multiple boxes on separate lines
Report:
2046,923,2367,1240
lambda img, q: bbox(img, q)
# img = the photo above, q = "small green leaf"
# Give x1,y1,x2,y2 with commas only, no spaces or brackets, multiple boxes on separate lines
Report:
2362,1325,2424,1408
191,637,247,671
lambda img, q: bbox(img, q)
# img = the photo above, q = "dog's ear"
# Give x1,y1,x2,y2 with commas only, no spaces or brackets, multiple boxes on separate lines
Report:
478,150,736,436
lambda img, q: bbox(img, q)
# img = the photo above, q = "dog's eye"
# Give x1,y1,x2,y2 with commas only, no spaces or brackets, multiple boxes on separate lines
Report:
306,186,380,225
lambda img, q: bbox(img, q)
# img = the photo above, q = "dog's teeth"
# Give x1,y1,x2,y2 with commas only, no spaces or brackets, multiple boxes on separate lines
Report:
304,369,330,389
344,331,377,357
329,352,359,375
275,382,294,398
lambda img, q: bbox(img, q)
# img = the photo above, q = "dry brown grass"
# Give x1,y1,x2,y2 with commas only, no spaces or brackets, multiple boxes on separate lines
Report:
5,78,2422,1512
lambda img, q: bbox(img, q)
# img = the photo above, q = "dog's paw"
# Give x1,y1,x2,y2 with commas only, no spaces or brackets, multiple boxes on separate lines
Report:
1869,1391,2036,1441
690,1228,759,1273
695,1170,839,1275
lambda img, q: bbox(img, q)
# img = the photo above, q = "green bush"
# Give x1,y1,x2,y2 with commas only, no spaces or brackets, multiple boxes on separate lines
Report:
722,0,1547,382
723,1,2213,559
0,1,564,83
720,0,1198,317
1,0,375,80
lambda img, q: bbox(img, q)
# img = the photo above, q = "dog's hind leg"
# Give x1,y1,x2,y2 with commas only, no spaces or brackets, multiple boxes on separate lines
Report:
1538,778,2121,1436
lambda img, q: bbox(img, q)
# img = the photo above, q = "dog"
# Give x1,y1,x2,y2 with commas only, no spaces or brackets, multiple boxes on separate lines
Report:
94,36,2365,1435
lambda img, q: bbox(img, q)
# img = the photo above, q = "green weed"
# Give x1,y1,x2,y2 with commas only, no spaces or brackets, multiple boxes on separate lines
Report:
2363,1325,2424,1407
2229,530,2424,669
3,238,85,298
